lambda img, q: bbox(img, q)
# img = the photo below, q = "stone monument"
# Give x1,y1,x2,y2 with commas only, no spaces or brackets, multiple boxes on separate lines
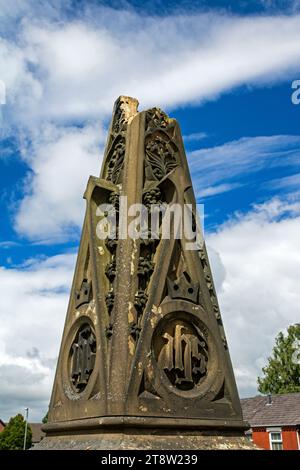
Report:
39,97,253,449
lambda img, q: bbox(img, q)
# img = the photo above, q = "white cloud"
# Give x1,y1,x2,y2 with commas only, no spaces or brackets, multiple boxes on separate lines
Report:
189,135,300,199
201,182,242,198
0,37,41,114
0,253,75,421
13,128,300,240
2,7,300,125
14,123,105,241
1,5,300,239
183,132,208,143
22,12,300,120
268,171,300,190
207,196,300,397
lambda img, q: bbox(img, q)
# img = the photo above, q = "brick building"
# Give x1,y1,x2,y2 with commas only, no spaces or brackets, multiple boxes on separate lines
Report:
0,419,5,433
241,393,300,450
0,420,44,445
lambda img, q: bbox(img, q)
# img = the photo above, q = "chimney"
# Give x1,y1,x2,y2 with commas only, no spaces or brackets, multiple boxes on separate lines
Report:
267,393,272,405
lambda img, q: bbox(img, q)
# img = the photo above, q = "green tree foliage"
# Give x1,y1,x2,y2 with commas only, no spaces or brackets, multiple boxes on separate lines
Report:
0,414,32,450
258,324,300,394
42,411,48,424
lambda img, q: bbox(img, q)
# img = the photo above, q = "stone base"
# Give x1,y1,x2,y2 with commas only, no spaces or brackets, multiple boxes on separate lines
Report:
33,429,257,450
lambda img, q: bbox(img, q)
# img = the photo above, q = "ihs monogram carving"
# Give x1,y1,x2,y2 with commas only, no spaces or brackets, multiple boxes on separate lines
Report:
155,321,208,390
70,324,96,393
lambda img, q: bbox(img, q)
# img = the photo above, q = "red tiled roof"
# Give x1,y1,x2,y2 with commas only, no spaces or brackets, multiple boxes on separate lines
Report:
28,423,45,443
241,393,300,427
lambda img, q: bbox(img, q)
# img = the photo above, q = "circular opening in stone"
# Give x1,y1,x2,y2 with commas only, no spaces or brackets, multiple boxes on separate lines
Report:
153,316,208,391
69,323,96,394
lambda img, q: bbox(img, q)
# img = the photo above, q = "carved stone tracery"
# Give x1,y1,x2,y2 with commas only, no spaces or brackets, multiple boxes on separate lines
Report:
144,108,179,183
105,97,138,184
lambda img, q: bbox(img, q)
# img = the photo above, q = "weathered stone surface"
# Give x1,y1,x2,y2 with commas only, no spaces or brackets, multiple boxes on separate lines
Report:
41,97,253,450
35,431,256,450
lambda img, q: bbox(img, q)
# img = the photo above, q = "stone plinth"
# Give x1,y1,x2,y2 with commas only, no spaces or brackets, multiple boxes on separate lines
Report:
35,430,256,450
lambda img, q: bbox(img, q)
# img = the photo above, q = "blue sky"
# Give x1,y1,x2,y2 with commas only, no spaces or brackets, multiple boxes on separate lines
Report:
1,0,300,421
1,54,300,263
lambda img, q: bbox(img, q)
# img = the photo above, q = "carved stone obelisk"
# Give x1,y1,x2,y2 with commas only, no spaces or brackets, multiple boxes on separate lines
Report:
39,97,253,449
